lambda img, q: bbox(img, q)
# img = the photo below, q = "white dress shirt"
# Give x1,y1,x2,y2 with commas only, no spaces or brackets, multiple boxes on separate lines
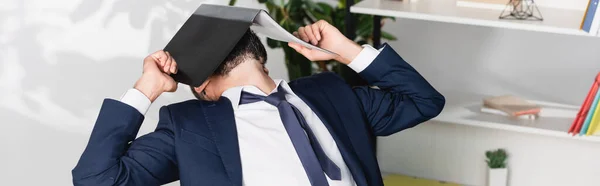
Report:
119,45,381,186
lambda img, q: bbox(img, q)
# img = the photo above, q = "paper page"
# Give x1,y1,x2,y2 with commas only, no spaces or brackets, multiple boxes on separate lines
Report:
250,10,337,55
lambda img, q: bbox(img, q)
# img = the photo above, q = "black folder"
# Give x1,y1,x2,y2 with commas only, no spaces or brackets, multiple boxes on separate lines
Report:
164,4,335,87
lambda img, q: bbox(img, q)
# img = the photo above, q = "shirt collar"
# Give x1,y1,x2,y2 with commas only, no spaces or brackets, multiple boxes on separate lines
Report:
221,79,295,109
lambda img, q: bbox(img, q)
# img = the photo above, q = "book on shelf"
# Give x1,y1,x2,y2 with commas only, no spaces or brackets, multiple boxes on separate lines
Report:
586,97,600,135
483,95,541,116
588,74,600,136
480,106,538,120
580,87,600,135
569,74,598,134
569,72,600,135
581,0,600,35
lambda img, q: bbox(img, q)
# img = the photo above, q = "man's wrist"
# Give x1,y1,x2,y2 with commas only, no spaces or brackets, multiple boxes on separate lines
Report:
335,41,363,65
120,88,152,115
347,45,380,72
134,75,163,102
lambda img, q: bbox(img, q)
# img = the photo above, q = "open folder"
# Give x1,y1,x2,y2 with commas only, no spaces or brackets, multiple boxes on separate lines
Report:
164,4,335,87
250,9,336,55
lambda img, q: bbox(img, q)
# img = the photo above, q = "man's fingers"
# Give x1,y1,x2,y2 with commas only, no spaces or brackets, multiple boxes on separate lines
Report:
288,42,313,61
288,42,300,50
152,50,168,66
164,52,172,74
166,51,177,74
304,26,318,45
311,24,321,41
316,20,329,30
297,27,309,43
170,59,178,74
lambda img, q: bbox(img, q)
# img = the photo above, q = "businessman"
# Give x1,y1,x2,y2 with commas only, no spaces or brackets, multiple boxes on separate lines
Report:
72,20,445,186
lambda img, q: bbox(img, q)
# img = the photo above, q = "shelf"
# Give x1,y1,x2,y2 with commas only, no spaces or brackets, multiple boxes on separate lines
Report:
431,93,600,143
350,0,595,37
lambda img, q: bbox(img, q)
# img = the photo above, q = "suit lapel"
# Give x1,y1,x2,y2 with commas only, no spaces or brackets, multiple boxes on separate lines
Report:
201,98,242,186
290,80,368,186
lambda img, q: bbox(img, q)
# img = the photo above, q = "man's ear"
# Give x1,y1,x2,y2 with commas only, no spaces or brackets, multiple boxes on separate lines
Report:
194,80,211,94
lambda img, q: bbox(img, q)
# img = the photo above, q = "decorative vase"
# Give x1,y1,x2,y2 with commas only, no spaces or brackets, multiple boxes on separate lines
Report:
488,168,508,186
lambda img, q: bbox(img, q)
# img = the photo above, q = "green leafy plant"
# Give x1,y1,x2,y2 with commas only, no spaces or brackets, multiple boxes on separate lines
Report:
229,0,396,81
485,149,508,169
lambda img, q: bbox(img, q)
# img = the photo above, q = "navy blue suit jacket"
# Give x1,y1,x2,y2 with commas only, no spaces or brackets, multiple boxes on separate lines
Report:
72,44,445,186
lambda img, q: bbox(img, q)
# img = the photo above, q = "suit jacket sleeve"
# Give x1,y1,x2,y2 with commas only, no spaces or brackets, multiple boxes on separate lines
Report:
353,43,445,136
72,99,179,185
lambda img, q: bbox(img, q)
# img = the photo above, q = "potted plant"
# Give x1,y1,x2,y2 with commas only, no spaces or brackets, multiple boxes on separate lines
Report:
485,148,508,186
229,0,397,82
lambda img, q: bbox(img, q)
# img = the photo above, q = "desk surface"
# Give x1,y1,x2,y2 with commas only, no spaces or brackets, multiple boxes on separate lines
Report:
350,0,592,37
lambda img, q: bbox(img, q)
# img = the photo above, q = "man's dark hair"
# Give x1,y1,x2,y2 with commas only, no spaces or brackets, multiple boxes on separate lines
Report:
190,29,267,99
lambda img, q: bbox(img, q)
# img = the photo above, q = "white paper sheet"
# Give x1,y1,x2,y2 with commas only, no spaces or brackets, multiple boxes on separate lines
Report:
250,10,337,55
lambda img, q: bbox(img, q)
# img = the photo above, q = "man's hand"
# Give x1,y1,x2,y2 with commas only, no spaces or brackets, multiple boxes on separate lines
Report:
288,20,363,65
134,50,178,102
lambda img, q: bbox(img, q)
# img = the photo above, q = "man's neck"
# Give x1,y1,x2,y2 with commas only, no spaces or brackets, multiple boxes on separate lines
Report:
235,73,277,95
224,61,277,95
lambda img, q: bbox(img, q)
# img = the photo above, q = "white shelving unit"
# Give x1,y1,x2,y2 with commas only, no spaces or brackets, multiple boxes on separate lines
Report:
350,0,600,142
431,93,600,142
351,0,596,37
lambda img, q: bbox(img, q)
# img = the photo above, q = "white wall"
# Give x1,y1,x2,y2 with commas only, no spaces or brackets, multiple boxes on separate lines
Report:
0,0,283,185
376,1,600,185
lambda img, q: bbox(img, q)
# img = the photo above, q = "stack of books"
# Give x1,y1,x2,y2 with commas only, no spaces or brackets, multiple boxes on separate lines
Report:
569,72,600,135
581,0,600,35
480,95,541,120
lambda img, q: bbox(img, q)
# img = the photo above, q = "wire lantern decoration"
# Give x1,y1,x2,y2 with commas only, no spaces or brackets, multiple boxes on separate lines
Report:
499,0,543,21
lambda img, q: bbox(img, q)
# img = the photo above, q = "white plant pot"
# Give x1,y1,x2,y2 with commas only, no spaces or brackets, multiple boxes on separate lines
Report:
488,168,508,186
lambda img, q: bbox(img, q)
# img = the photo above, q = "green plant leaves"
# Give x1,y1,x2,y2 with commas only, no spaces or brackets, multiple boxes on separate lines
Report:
258,0,277,4
381,31,397,41
288,0,303,14
485,149,508,169
265,2,277,13
306,2,334,23
305,0,323,12
355,15,374,38
282,45,312,80
332,7,346,32
266,38,281,48
317,2,333,16
310,11,332,23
